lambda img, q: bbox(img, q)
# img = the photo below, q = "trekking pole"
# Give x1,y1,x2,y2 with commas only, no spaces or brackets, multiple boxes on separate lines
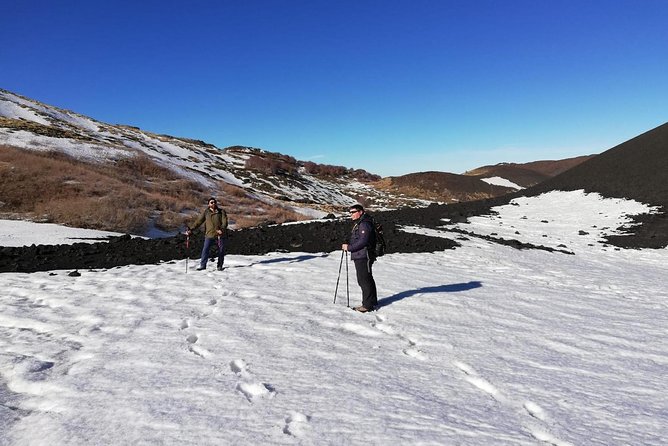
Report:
185,232,190,274
333,250,345,304
345,251,350,307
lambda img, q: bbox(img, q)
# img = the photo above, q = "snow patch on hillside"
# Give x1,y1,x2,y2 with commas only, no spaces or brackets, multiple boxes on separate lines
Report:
454,190,662,252
0,129,135,162
1,90,100,132
481,176,523,189
0,98,50,125
0,220,128,247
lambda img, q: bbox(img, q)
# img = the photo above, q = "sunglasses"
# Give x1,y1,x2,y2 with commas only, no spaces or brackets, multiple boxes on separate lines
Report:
349,210,360,214
209,201,216,204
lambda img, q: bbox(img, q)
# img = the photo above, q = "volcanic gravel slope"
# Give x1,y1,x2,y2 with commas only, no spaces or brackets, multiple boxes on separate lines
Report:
523,121,668,248
1,122,666,272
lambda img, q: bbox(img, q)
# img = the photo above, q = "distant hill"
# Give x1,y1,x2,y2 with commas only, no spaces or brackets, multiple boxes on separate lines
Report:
375,171,517,203
464,155,594,188
377,156,594,203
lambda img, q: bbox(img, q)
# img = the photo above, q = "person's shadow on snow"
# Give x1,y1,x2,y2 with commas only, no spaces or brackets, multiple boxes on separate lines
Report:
228,254,328,268
377,281,482,309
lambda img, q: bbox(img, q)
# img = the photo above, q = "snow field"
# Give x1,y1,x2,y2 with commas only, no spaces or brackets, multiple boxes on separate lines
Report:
1,191,667,445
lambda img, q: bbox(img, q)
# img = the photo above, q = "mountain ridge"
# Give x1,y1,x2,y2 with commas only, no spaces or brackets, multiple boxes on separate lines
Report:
2,88,590,235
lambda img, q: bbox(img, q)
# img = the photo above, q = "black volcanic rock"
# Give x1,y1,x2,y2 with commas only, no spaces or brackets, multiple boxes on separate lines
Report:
0,217,461,273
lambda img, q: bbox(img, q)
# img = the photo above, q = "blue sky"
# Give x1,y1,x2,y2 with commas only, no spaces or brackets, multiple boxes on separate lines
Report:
2,0,667,176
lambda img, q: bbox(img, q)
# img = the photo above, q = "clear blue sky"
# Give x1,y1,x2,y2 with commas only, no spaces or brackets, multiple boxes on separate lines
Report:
2,0,667,176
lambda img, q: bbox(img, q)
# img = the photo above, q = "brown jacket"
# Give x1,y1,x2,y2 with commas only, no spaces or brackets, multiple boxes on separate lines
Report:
191,207,228,238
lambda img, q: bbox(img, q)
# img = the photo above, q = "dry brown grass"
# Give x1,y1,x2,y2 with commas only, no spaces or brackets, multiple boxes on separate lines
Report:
213,181,308,229
0,145,309,234
0,145,204,233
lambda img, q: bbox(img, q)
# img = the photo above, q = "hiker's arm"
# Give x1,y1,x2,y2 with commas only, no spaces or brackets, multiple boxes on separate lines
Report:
188,211,206,233
219,211,228,234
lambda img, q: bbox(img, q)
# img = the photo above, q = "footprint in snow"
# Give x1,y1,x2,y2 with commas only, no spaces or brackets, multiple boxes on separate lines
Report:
190,309,211,320
522,405,571,446
402,347,427,361
370,315,428,360
230,359,276,403
372,321,396,335
402,340,427,361
235,382,276,403
454,361,501,399
453,362,570,445
15,357,55,377
524,401,547,421
230,359,248,375
283,411,311,438
186,333,212,359
186,334,198,344
341,323,382,337
526,425,574,446
180,319,190,330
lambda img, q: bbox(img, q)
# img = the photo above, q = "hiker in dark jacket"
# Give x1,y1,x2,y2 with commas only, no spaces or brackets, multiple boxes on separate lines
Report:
186,197,228,271
342,204,377,312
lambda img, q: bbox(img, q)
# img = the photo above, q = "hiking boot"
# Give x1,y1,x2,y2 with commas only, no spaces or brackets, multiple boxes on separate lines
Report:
353,306,370,313
216,266,224,271
196,266,206,271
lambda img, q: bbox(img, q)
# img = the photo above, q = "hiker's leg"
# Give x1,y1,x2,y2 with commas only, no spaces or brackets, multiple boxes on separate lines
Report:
200,237,213,268
355,258,377,309
216,237,225,268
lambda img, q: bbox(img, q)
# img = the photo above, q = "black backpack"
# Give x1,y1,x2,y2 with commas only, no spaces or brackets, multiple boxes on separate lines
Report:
368,215,386,258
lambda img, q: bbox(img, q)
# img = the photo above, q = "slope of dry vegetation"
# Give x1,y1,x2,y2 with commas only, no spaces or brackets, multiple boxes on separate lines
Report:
216,182,307,229
240,148,381,182
0,145,306,235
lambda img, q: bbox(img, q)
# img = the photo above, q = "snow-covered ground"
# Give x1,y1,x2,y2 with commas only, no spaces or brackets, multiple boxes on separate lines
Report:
1,191,667,445
0,220,125,247
451,190,662,253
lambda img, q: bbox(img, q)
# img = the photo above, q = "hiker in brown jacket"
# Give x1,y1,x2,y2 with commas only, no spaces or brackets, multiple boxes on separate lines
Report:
186,197,228,271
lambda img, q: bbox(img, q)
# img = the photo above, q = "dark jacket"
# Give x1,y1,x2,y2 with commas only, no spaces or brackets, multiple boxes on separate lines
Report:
191,207,228,238
348,214,376,260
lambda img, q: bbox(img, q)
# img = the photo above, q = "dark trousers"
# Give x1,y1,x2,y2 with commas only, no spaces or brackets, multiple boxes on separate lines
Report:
354,258,377,309
200,237,225,268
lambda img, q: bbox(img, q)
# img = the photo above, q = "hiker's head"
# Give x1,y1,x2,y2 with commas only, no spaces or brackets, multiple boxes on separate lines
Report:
348,204,364,220
208,197,218,208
